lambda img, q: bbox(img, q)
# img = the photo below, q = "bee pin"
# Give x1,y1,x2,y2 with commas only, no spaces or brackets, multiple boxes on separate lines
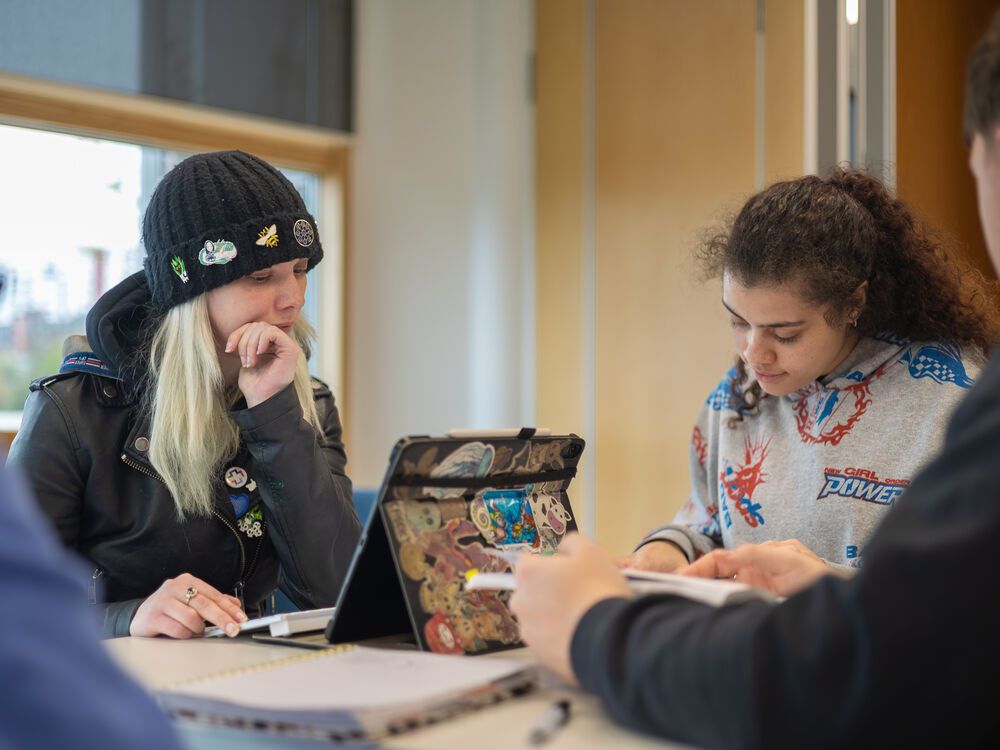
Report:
255,224,278,248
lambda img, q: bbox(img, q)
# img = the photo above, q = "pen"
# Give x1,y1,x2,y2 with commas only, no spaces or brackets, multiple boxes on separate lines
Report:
482,548,523,566
482,547,559,566
463,570,517,590
527,699,571,745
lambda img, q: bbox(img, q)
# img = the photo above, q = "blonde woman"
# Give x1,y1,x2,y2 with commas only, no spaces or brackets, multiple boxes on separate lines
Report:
9,151,361,638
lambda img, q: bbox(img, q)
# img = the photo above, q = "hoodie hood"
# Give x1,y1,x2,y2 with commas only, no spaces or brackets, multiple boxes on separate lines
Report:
85,271,158,392
783,335,911,403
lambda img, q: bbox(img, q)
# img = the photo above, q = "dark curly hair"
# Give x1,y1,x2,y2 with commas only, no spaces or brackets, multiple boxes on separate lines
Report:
699,167,1000,421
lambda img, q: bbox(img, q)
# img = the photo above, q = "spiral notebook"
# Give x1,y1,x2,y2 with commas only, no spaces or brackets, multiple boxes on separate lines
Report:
156,644,537,741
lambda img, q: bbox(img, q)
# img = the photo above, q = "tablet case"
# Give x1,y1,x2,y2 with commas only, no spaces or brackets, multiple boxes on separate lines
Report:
326,432,584,655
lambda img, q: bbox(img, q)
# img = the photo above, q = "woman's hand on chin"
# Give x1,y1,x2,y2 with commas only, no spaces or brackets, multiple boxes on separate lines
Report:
225,321,300,408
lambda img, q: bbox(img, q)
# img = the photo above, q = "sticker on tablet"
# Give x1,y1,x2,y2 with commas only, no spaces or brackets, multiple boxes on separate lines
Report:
482,489,539,549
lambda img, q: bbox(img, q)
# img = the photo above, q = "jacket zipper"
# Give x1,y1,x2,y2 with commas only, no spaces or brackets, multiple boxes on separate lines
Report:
244,525,264,580
211,508,247,597
120,452,164,483
121,451,251,605
89,568,104,604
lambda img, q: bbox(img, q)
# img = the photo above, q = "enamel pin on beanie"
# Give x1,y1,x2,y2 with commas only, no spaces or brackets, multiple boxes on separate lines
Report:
256,224,279,247
141,150,324,311
170,256,189,283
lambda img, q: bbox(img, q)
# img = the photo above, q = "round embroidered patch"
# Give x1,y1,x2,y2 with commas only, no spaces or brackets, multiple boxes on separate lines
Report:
224,466,248,489
293,218,315,247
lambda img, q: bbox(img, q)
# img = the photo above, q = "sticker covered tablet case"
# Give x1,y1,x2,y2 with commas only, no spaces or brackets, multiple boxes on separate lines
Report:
326,431,583,655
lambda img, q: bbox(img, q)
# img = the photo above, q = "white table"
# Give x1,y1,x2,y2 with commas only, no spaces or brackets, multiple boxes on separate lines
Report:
105,637,689,749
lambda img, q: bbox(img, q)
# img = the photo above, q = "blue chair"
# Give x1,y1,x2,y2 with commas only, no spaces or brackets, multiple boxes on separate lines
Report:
268,486,381,614
352,487,379,526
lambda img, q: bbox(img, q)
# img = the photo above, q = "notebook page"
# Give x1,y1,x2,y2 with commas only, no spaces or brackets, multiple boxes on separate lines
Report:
622,568,778,605
169,646,533,712
464,568,777,606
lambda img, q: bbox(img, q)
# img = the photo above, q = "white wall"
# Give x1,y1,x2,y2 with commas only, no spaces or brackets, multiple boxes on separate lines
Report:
349,0,534,487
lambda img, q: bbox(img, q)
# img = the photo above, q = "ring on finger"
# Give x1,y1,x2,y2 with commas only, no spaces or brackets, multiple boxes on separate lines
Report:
183,586,198,605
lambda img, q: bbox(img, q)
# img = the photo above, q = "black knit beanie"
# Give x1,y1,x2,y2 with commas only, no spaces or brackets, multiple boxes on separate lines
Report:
142,150,323,311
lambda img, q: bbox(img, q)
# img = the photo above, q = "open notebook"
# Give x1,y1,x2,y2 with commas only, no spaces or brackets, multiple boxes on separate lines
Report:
465,567,779,606
156,645,537,741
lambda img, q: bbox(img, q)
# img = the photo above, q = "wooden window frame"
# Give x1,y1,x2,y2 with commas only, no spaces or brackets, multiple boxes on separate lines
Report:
0,71,352,446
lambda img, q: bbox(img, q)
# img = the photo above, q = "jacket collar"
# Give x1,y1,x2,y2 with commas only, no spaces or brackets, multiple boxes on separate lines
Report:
86,271,160,397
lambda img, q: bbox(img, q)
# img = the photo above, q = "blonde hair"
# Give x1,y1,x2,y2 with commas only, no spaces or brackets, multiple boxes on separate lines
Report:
145,296,321,518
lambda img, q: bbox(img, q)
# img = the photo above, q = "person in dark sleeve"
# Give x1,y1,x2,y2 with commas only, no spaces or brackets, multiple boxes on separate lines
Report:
8,151,361,638
510,13,1000,749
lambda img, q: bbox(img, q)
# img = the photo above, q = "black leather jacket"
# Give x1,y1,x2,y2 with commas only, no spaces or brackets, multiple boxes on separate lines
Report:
7,273,361,636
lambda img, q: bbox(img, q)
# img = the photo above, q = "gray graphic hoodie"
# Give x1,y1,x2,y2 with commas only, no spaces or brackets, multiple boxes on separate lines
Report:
642,335,981,571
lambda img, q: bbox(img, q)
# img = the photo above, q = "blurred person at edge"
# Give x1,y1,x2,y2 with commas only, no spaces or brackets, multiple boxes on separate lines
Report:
0,265,182,748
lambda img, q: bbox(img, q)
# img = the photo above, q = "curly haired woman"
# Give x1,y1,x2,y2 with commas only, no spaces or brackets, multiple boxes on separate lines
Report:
624,167,999,583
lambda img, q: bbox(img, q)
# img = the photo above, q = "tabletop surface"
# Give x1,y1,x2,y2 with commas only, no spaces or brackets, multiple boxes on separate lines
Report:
104,636,689,750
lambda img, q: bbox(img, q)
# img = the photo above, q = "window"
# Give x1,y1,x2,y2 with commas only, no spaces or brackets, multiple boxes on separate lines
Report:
0,71,349,446
0,122,325,429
